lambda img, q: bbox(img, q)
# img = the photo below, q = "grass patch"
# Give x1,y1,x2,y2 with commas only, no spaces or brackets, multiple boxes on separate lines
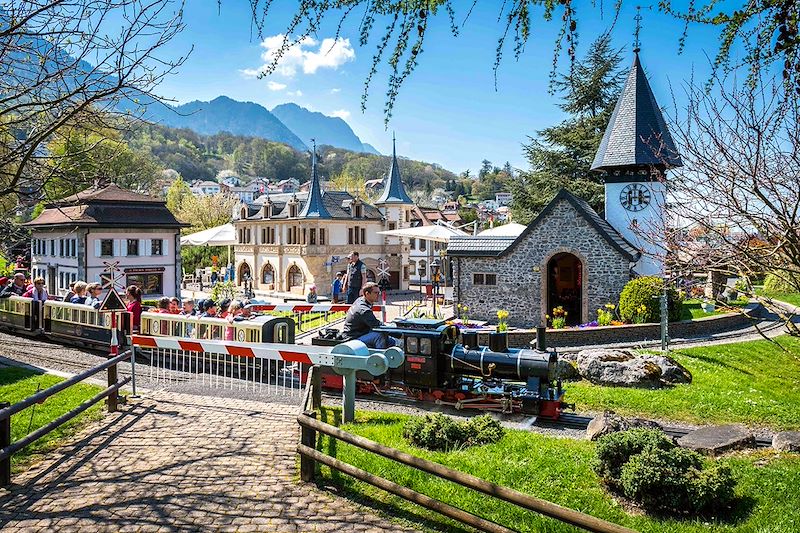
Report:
568,335,800,430
0,366,104,472
679,298,747,320
758,291,800,308
316,407,800,533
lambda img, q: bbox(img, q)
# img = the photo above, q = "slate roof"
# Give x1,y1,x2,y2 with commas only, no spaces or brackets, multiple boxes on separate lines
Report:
375,135,414,205
54,184,163,205
447,189,640,261
24,184,184,228
244,191,382,221
298,149,332,219
447,236,517,256
591,52,682,172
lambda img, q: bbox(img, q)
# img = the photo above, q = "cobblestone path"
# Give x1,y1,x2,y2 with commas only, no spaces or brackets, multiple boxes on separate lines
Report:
0,392,417,532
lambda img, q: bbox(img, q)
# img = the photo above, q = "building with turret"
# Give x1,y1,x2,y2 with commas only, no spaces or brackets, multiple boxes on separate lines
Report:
448,49,682,327
232,138,414,296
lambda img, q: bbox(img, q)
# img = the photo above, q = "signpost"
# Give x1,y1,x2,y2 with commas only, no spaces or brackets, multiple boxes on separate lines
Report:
98,261,127,407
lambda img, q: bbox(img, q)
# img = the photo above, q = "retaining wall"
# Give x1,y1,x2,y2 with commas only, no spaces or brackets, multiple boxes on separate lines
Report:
476,305,762,349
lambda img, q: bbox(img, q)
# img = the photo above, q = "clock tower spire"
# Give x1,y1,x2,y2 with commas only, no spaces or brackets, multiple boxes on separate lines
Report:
591,46,682,275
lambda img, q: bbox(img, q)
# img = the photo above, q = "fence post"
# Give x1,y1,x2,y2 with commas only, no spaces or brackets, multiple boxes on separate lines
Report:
107,358,118,413
1,402,10,487
300,411,317,482
312,366,322,410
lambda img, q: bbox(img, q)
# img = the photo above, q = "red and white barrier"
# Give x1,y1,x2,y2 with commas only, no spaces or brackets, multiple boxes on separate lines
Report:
131,334,338,366
246,303,383,313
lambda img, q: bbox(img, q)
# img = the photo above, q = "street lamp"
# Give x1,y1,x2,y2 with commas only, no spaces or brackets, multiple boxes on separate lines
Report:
430,259,441,317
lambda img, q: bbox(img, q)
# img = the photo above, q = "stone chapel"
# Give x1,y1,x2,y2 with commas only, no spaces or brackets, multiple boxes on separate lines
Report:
448,49,682,327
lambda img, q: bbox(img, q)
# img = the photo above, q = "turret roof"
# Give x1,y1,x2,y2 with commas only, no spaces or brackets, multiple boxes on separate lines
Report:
375,134,413,205
591,52,682,172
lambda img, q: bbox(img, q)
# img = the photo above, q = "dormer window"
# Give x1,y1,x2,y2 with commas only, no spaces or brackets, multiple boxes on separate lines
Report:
240,206,247,220
351,198,363,218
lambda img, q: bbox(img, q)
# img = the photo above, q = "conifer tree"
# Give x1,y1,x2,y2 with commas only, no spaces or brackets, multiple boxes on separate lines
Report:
510,33,625,222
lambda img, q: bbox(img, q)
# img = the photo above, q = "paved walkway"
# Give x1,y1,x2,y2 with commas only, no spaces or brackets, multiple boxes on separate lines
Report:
0,392,417,532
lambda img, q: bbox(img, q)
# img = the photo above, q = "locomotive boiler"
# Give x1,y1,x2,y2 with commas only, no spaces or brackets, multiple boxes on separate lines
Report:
313,318,572,419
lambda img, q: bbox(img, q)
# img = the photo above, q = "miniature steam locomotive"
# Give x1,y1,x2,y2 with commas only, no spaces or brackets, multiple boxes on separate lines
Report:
313,318,573,419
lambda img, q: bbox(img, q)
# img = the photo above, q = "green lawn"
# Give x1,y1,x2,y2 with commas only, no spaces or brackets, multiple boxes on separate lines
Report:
759,292,800,308
316,407,800,533
679,298,747,320
0,366,104,472
567,335,800,430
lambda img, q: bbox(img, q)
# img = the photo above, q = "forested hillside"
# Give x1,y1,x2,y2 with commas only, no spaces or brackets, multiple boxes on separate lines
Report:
125,122,458,191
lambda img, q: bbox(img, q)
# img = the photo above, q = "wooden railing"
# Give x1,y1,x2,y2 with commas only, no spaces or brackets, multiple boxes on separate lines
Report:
0,350,133,487
297,366,637,533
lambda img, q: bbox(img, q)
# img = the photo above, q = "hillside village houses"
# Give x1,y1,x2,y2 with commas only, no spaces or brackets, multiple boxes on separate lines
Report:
448,50,681,327
232,138,414,296
25,184,185,298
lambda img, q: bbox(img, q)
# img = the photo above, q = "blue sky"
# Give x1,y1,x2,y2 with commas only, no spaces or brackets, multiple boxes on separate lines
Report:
154,1,728,174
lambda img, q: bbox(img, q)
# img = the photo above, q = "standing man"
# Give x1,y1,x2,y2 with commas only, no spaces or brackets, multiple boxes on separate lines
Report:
342,251,367,304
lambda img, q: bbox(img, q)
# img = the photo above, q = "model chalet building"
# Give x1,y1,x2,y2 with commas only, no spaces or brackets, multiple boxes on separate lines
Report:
25,184,184,297
233,139,414,296
449,50,682,327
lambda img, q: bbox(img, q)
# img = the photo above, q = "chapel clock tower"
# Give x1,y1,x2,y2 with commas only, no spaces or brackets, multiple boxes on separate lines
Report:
591,48,682,276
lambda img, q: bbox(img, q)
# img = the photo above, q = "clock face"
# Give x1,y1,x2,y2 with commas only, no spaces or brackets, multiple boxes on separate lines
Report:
619,183,651,212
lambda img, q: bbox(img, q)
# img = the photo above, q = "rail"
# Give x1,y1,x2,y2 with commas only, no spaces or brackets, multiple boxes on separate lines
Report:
297,373,637,533
0,350,133,487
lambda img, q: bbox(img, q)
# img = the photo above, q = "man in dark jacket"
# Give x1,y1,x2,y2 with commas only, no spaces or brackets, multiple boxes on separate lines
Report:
342,282,396,349
342,251,367,304
0,273,26,298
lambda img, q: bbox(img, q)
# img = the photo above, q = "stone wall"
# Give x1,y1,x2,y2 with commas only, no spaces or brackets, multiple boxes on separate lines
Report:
475,307,759,349
454,199,632,327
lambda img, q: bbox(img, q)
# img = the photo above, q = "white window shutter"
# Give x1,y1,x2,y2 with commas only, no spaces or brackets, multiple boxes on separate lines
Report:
144,239,152,256
94,240,101,257
113,239,120,257
162,238,169,257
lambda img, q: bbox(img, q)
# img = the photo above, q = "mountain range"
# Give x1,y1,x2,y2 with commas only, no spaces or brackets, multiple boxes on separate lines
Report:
142,96,379,155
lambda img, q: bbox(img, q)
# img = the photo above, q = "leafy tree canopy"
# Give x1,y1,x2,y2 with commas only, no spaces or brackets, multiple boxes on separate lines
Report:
510,33,624,222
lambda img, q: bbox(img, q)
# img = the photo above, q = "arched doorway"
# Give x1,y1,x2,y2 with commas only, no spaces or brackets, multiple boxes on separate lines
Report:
287,265,303,291
546,253,582,325
238,262,251,286
261,263,274,288
366,269,377,283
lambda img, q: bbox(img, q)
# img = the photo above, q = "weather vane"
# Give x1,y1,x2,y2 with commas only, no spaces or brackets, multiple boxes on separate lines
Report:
633,5,651,53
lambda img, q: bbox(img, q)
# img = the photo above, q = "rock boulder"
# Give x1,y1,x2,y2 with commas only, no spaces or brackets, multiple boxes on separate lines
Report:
576,348,692,387
586,411,663,441
773,431,800,452
677,425,754,455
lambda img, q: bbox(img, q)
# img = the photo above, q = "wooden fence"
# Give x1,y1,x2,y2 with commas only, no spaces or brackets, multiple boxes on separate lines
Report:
296,366,637,533
0,350,132,487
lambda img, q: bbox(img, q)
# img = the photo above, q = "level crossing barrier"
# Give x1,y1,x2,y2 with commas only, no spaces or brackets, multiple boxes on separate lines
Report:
245,303,386,333
130,335,402,415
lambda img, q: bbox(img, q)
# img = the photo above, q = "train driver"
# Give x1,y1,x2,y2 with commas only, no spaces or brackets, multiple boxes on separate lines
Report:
342,282,396,349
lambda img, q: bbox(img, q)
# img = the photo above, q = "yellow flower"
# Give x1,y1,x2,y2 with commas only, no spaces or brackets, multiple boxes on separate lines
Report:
546,314,550,319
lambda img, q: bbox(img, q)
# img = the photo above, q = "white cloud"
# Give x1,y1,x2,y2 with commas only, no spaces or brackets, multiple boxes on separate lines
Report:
330,88,341,94
287,90,303,97
244,34,355,79
330,109,351,120
267,81,287,91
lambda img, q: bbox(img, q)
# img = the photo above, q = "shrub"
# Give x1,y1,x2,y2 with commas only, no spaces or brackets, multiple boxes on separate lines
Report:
403,414,504,451
593,428,676,486
463,415,505,446
763,272,800,294
618,277,683,323
619,447,735,513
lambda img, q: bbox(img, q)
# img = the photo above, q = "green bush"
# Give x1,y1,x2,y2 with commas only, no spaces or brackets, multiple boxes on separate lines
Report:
619,447,735,513
403,414,504,451
618,276,683,323
763,272,800,294
463,415,506,446
593,428,675,486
